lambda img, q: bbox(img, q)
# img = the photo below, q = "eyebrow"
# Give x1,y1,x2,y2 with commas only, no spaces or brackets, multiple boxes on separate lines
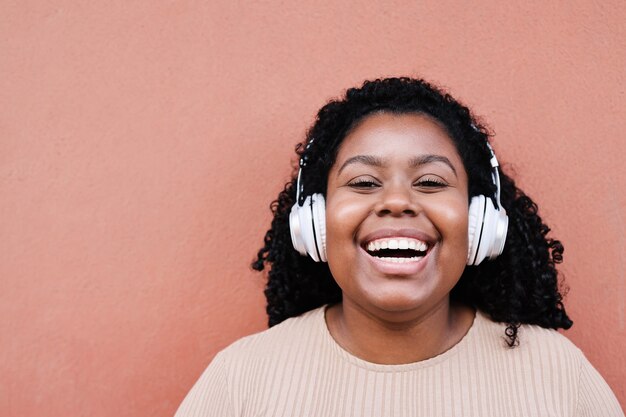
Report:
337,155,385,175
409,154,457,176
337,154,457,176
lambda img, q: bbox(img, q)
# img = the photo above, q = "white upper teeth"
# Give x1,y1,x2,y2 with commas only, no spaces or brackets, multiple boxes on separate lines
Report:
366,238,428,252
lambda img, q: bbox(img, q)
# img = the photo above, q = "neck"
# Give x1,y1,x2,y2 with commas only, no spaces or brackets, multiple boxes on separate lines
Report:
325,299,475,365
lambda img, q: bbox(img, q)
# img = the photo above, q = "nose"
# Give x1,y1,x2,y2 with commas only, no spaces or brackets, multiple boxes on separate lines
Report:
374,182,419,217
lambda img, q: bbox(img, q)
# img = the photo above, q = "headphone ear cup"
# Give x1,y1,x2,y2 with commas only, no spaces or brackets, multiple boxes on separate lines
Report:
289,203,307,256
310,194,327,262
475,198,499,265
289,194,327,262
467,195,486,265
467,195,509,265
487,201,508,260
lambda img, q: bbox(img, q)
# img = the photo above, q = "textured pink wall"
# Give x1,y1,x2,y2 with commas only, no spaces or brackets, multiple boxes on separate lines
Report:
1,1,624,415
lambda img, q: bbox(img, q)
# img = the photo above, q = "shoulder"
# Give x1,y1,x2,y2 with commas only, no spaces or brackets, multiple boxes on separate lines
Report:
174,307,328,417
474,311,624,416
475,310,583,360
217,305,326,365
472,311,585,392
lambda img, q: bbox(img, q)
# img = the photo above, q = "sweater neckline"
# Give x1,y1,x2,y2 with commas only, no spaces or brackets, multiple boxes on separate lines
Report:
315,304,482,372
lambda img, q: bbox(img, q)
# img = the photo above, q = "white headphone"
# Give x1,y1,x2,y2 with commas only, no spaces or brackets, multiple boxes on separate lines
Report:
289,140,508,265
466,144,509,265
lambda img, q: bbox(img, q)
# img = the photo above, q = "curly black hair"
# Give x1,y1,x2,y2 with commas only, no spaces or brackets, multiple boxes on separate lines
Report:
252,77,572,347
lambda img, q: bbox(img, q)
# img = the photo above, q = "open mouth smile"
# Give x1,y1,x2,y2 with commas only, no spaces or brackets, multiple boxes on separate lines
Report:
364,237,430,263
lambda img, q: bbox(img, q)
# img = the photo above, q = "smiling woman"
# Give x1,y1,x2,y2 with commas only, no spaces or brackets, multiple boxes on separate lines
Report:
323,113,473,363
174,78,624,416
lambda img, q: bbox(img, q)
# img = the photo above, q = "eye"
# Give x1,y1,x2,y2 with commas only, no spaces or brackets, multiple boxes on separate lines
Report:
414,175,448,189
347,177,380,189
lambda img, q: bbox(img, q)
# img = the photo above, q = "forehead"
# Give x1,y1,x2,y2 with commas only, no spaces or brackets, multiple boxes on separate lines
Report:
333,112,463,169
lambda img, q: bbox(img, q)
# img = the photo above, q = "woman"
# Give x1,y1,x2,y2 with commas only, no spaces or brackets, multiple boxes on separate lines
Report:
175,77,623,416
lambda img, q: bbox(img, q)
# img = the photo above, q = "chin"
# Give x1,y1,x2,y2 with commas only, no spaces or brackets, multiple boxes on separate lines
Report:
360,287,443,319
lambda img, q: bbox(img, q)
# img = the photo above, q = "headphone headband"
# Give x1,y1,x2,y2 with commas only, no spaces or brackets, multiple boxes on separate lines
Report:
486,143,503,210
295,138,315,206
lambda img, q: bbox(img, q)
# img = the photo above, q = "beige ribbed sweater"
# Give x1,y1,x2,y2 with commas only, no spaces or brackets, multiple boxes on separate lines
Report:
175,306,623,417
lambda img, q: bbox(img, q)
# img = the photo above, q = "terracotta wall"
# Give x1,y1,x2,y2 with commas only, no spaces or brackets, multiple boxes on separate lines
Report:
1,1,624,415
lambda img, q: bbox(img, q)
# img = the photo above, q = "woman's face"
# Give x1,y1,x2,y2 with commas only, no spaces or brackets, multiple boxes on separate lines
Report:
325,112,469,320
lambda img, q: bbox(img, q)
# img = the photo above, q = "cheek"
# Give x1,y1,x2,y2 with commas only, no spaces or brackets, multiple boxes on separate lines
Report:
324,194,370,268
430,197,469,249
